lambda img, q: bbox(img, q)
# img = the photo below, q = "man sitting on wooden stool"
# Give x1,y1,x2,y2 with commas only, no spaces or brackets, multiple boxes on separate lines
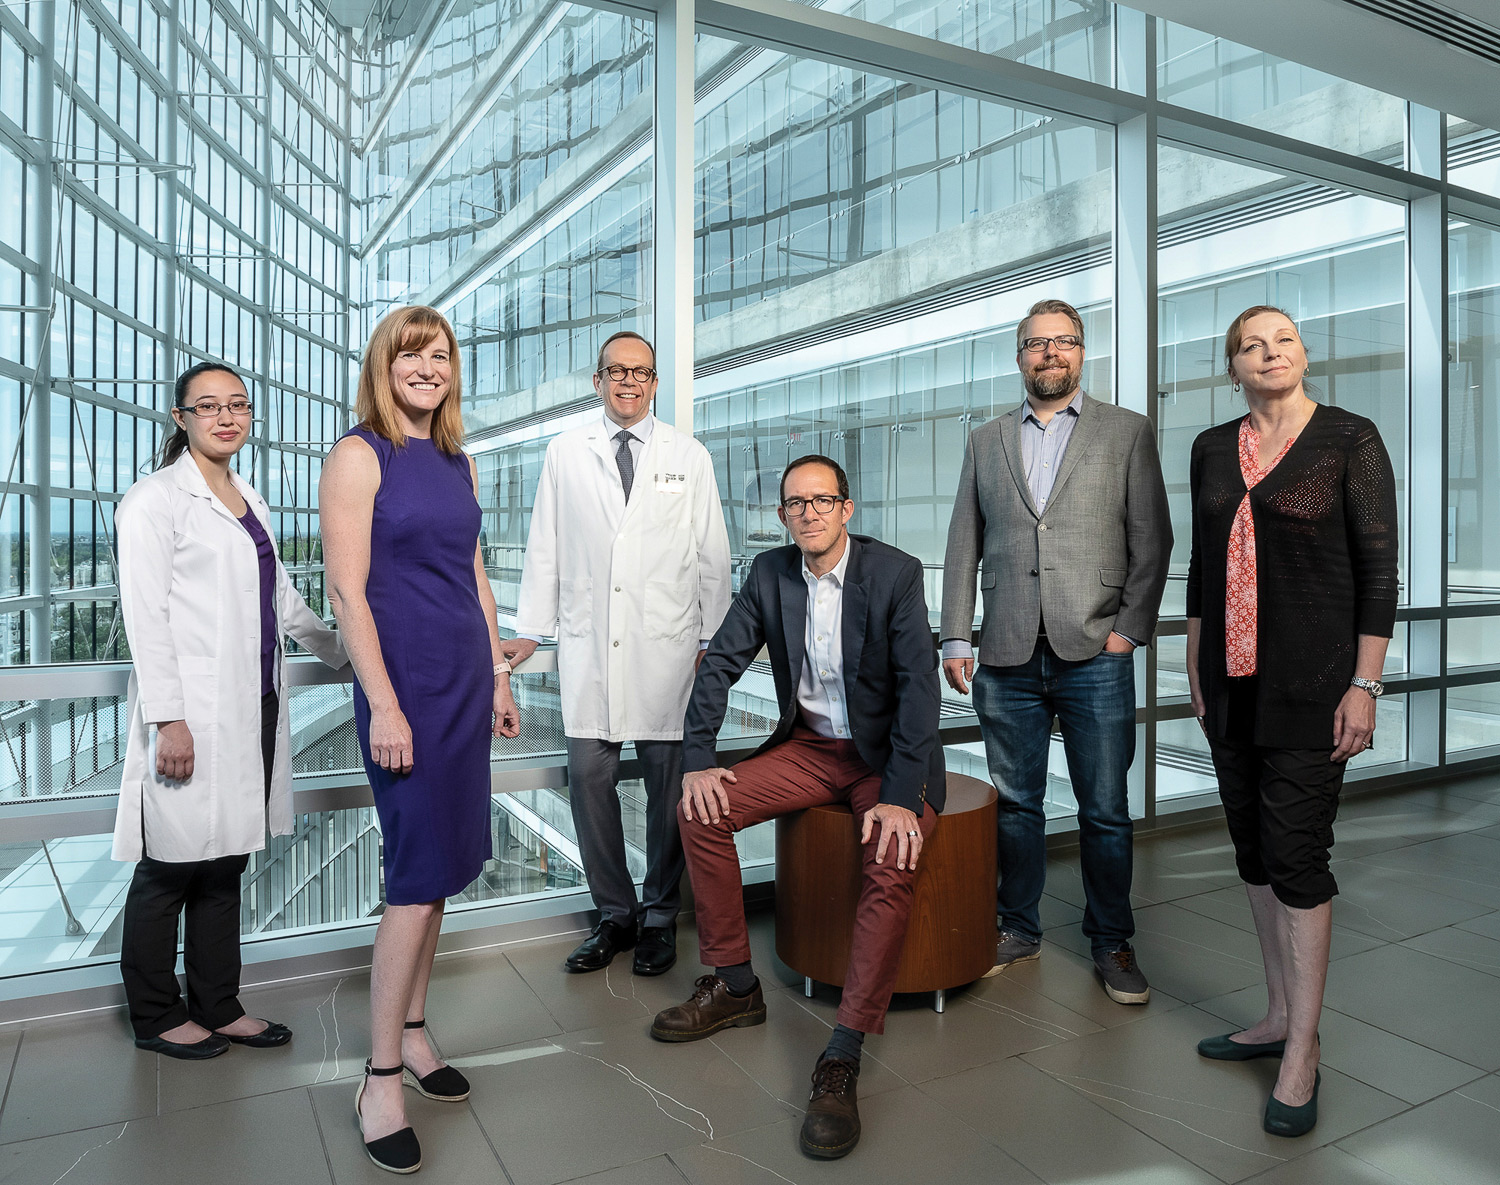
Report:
651,454,945,1160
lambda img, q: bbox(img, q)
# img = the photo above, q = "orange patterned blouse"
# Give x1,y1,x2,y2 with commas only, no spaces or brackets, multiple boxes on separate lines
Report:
1224,417,1298,677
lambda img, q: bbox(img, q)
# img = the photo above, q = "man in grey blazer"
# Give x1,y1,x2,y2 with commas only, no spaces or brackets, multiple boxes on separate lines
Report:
940,298,1171,1005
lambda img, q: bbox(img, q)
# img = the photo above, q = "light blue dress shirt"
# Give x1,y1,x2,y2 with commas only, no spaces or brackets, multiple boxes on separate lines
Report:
1019,390,1083,514
797,539,852,739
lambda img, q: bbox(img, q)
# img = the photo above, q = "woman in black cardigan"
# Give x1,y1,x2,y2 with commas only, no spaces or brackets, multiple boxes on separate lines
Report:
1186,306,1398,1138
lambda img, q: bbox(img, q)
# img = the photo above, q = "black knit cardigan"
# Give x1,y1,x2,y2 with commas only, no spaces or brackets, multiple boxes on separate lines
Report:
1186,403,1399,749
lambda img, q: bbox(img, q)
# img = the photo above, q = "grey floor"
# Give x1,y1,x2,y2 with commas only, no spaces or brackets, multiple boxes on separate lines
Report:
5,774,1500,1185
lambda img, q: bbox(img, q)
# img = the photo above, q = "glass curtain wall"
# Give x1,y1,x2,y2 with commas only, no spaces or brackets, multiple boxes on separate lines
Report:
0,0,360,976
692,32,1113,819
2,0,1500,987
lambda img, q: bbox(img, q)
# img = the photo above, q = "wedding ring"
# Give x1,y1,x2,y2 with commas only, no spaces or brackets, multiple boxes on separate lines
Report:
906,830,918,837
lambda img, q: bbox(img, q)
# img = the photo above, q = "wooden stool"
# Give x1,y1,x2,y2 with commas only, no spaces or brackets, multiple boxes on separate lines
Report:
773,773,997,1013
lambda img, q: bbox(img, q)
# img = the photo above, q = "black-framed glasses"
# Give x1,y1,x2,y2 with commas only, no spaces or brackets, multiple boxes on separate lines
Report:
780,495,844,516
1019,334,1083,354
597,364,657,383
179,399,253,418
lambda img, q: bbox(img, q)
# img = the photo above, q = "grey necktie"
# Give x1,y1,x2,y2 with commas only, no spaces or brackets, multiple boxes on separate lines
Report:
614,429,635,500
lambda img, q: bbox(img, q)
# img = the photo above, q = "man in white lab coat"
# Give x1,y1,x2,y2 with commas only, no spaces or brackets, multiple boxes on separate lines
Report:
504,332,731,976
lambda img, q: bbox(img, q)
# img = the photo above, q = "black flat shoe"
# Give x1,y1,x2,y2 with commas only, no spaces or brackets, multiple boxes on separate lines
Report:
564,919,636,973
134,1032,230,1060
357,1061,422,1174
633,924,677,976
1197,1032,1285,1061
224,1020,292,1048
401,1019,469,1101
1264,1070,1320,1138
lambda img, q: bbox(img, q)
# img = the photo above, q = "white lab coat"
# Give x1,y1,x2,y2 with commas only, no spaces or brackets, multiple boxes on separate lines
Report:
516,416,731,741
111,452,348,863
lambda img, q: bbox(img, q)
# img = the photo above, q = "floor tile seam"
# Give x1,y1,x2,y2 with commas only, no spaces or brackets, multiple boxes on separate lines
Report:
909,1058,1214,1183
501,948,573,1034
0,1028,22,1131
1393,932,1500,979
1362,876,1500,917
303,1084,340,1185
0,1101,161,1149
1316,1005,1490,1074
905,1069,1061,1181
465,1095,518,1185
148,1078,341,1124
658,1150,695,1183
1233,1145,1389,1185
1010,1053,1283,1182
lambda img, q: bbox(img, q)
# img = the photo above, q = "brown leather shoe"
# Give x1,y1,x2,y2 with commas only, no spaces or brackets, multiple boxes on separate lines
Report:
799,1056,861,1159
650,975,766,1042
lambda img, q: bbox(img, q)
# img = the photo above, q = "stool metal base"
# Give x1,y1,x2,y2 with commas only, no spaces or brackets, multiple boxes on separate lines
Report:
802,977,948,1013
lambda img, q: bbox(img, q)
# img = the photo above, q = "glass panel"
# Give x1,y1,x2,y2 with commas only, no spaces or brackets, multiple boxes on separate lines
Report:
1447,682,1500,758
1157,22,1404,163
780,0,1112,79
1154,143,1407,804
695,34,1113,597
1449,218,1500,603
1448,117,1500,198
1156,143,1408,623
1449,616,1500,673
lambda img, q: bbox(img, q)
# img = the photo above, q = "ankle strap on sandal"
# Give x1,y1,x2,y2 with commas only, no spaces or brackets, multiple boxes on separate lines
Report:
403,1019,426,1030
366,1062,404,1076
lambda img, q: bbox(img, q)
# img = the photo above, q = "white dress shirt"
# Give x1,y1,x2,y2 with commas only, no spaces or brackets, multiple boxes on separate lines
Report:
797,539,852,739
609,410,653,495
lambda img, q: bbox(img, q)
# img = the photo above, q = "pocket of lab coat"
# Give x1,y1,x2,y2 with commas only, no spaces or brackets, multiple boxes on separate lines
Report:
643,580,695,641
559,578,594,636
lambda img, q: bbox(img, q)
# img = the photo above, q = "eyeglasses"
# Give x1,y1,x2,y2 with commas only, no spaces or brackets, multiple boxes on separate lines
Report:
179,400,253,418
1019,335,1083,354
780,495,844,516
597,365,657,383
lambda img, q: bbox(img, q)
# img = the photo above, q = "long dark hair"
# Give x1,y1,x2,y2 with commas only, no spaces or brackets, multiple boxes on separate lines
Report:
156,361,242,470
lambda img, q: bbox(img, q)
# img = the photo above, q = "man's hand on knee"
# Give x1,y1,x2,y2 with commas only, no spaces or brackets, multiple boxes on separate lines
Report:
682,768,736,825
861,803,923,871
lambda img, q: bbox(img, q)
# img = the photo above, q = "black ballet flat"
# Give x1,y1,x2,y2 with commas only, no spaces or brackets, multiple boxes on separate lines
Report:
224,1020,292,1048
134,1032,230,1060
357,1061,422,1174
1264,1070,1321,1138
402,1018,470,1101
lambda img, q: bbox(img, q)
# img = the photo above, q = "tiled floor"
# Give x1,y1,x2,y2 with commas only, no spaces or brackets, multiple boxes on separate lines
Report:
5,773,1500,1184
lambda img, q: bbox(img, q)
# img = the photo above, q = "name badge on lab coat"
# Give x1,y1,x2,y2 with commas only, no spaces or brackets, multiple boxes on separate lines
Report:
655,472,688,494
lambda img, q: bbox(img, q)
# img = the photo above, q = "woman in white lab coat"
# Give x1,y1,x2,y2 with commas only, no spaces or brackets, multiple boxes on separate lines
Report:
113,361,347,1060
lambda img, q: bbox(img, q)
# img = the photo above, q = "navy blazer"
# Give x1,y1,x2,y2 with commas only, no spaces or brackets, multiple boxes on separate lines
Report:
682,534,946,815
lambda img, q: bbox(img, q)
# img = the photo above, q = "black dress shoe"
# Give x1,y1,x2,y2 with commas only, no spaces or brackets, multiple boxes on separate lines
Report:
134,1032,231,1060
224,1020,292,1048
564,919,637,973
633,925,677,976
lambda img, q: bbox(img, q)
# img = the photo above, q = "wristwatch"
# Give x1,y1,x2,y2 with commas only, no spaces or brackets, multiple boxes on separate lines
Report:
1350,677,1383,699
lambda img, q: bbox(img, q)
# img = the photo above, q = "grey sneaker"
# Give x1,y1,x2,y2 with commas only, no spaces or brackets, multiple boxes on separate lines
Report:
1095,944,1150,1004
981,930,1042,978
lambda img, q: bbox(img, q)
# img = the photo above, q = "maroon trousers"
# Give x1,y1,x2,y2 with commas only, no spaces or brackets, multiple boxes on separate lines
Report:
679,727,938,1034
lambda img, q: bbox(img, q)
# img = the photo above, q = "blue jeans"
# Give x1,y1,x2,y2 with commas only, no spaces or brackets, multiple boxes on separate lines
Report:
972,639,1137,955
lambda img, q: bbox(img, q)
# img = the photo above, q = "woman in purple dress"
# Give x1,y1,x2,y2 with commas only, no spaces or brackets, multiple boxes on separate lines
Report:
322,305,520,1174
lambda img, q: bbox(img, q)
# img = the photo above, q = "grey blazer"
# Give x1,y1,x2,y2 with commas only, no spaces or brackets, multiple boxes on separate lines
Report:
940,393,1172,666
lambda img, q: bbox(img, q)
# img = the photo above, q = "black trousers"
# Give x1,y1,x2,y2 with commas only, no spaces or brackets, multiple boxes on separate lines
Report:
120,691,277,1039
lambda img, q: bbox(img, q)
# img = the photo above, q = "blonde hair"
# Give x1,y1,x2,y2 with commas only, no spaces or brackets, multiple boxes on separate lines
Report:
356,306,465,453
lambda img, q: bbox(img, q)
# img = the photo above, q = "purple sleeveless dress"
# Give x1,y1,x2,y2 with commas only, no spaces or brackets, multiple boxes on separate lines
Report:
347,426,492,905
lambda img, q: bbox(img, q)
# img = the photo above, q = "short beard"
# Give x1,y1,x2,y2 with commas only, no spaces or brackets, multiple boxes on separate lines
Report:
1024,366,1079,401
